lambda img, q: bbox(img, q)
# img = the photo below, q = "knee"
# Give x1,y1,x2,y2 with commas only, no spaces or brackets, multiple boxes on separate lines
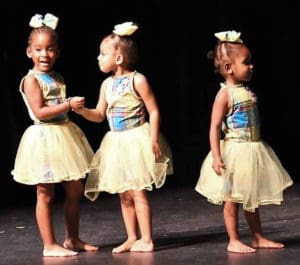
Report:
120,193,134,207
66,189,83,202
36,184,55,205
37,191,54,205
64,181,84,201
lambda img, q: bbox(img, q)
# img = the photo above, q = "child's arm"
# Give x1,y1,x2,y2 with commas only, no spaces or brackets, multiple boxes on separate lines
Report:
134,73,161,160
74,85,107,123
23,75,71,120
209,88,229,175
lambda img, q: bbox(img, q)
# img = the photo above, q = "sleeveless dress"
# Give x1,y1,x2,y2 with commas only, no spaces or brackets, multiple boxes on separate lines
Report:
195,83,293,212
11,69,94,184
84,71,173,201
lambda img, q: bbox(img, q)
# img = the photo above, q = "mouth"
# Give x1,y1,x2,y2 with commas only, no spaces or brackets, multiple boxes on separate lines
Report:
40,61,50,67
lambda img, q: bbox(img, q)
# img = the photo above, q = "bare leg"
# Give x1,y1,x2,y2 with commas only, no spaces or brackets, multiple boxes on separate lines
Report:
244,208,284,249
36,184,77,257
224,201,255,254
63,181,99,252
112,191,138,254
130,190,154,252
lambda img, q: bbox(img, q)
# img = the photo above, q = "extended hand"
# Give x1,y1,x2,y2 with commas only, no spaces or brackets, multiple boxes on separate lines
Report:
70,96,85,110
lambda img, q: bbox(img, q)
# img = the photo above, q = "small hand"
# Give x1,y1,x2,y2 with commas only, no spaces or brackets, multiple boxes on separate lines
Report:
152,142,162,161
212,158,226,175
70,96,85,110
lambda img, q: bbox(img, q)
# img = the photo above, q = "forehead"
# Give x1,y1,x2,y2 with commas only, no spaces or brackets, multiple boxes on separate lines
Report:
236,45,251,57
100,37,118,51
31,31,56,45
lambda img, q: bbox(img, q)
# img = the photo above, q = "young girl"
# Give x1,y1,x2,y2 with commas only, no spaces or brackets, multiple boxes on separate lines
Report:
75,21,173,254
11,13,99,257
195,30,293,254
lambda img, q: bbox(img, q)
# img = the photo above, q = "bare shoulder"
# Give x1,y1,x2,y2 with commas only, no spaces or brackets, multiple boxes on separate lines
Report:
23,74,39,91
214,86,231,113
133,71,148,85
215,86,229,101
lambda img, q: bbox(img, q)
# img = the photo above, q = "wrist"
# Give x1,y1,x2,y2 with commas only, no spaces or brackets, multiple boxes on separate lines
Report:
67,97,73,110
79,107,86,116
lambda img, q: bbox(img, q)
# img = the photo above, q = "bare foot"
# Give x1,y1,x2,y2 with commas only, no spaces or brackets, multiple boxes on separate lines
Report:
112,239,136,254
43,244,78,257
227,240,256,254
251,237,284,249
130,239,154,252
63,238,99,252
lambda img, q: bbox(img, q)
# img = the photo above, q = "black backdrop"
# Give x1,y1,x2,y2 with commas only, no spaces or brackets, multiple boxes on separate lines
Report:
1,1,298,208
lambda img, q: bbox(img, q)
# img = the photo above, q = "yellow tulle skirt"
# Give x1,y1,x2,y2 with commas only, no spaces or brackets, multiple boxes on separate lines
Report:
11,121,94,185
84,122,174,201
195,139,293,212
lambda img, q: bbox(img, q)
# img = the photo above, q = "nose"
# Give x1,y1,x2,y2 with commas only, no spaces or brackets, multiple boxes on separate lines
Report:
41,49,47,56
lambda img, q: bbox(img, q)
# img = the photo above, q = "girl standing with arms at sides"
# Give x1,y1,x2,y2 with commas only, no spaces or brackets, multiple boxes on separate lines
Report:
195,30,293,254
75,21,173,254
11,13,99,257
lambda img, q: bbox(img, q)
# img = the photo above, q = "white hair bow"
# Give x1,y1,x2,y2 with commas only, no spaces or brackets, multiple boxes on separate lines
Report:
113,22,138,36
29,13,59,30
214,30,243,43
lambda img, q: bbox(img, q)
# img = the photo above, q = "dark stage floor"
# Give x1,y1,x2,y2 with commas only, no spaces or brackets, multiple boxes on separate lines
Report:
1,182,300,265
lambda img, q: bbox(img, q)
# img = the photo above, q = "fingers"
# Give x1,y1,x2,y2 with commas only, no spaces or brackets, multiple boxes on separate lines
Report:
71,97,85,109
213,162,226,175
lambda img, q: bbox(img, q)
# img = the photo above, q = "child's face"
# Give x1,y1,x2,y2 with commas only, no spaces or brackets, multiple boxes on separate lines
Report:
97,38,120,74
27,32,60,73
230,46,254,83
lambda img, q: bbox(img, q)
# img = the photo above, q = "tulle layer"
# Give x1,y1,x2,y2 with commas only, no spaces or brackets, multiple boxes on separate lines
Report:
195,140,293,212
11,121,94,184
85,122,173,201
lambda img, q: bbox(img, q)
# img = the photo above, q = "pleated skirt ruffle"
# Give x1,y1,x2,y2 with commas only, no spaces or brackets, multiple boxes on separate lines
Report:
11,121,94,185
84,122,173,201
195,140,293,212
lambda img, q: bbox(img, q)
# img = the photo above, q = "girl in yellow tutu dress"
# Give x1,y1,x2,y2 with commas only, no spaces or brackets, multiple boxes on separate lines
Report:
195,30,293,254
75,21,173,253
11,13,99,257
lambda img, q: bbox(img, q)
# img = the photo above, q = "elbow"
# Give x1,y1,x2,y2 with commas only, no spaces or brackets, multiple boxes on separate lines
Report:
95,110,105,123
95,117,104,123
91,111,105,123
34,112,53,120
149,110,160,120
210,122,222,131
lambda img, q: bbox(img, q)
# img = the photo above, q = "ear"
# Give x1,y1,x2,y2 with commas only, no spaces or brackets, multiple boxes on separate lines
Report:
26,47,32,58
115,54,123,65
224,62,233,74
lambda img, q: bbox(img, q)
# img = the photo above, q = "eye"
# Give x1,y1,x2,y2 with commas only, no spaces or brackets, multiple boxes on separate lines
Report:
243,58,252,65
48,47,57,52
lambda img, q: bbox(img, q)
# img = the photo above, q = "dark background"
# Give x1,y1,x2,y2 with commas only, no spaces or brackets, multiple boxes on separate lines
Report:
1,1,298,208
